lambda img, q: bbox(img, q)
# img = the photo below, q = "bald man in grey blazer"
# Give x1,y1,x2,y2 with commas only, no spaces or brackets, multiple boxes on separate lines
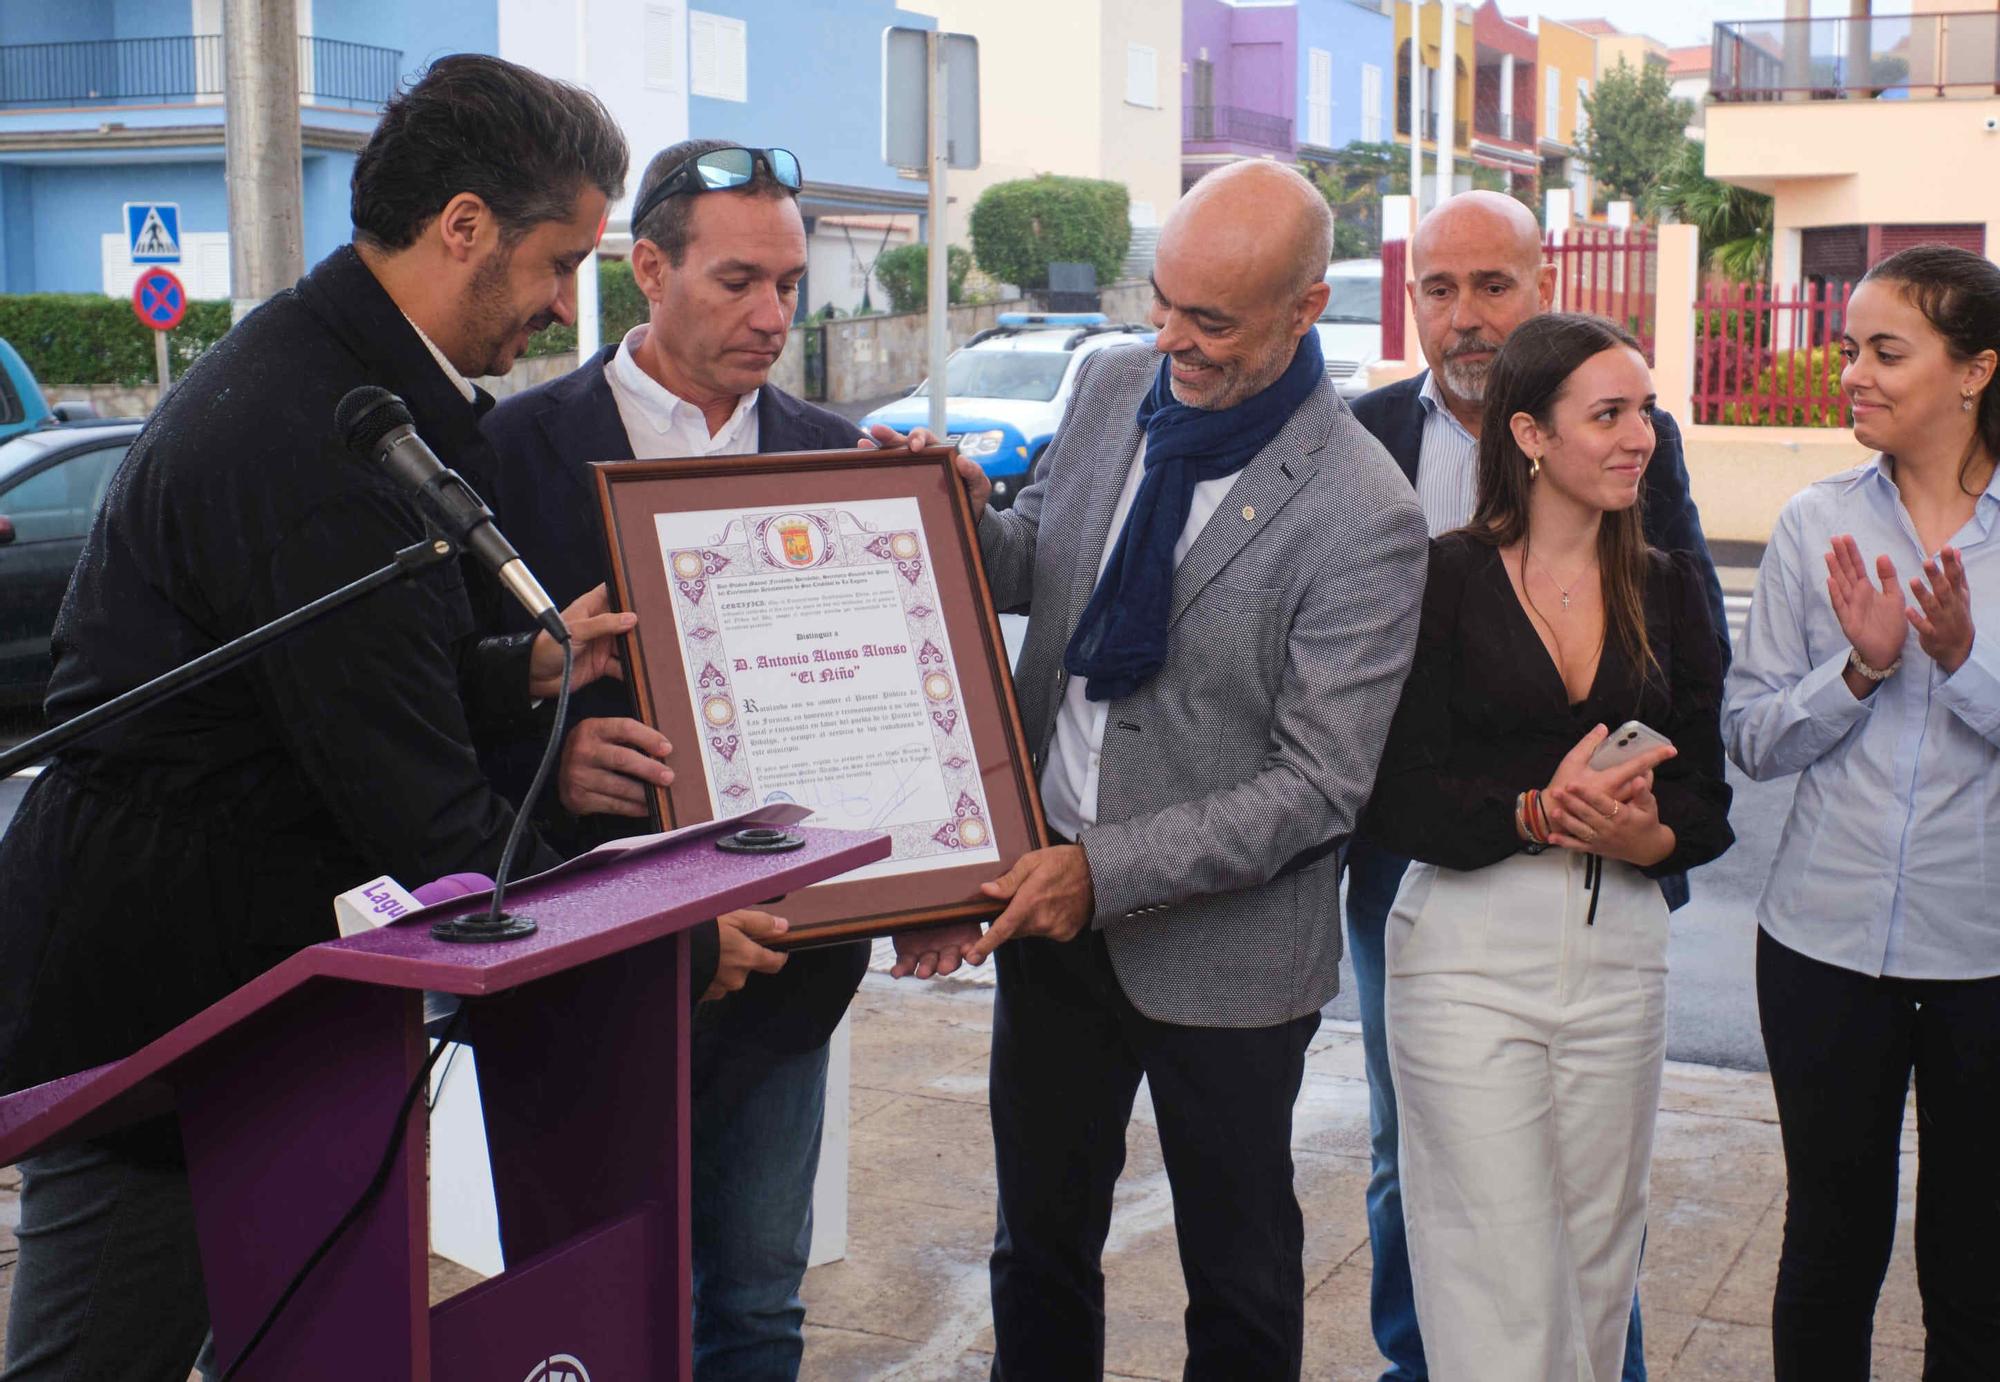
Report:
929,162,1428,1379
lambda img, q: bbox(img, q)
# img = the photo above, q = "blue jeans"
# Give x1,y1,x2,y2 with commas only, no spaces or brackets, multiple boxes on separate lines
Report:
688,1017,833,1382
1344,838,1648,1382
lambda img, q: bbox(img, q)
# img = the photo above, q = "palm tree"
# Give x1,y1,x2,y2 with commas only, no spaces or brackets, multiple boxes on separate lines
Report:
1644,137,1772,282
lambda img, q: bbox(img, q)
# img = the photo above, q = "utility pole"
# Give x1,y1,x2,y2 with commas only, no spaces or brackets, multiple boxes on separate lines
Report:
574,0,600,361
1437,0,1457,203
926,29,949,440
1408,2,1424,217
223,0,304,324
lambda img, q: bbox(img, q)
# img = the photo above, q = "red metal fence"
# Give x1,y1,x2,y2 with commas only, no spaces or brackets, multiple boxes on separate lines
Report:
1691,279,1852,427
1380,237,1407,364
1544,229,1657,363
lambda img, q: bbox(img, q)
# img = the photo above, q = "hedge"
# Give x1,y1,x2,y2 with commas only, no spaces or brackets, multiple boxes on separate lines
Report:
872,243,970,314
0,259,659,384
968,174,1131,291
0,293,234,386
1720,344,1846,427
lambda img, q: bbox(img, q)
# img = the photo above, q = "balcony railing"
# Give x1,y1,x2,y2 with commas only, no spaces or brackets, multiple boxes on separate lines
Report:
1473,104,1535,144
1184,104,1294,152
1394,106,1471,148
1712,11,2000,102
0,34,402,110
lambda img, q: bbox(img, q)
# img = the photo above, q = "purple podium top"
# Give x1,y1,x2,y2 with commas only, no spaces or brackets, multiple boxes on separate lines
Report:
0,818,888,1165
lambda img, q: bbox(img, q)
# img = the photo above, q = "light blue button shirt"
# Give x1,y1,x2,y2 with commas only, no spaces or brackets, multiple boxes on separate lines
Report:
1723,456,2000,979
1413,371,1480,536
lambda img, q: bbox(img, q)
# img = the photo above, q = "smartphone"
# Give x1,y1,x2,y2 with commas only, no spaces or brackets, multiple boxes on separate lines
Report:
1589,720,1675,772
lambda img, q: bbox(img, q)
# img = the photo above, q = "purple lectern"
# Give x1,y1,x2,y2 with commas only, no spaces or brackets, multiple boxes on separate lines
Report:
0,817,888,1380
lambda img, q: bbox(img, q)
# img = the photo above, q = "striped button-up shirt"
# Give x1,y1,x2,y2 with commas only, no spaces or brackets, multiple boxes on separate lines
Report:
1413,370,1480,536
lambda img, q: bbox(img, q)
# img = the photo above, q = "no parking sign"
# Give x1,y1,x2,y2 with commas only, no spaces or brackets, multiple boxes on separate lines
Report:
132,266,187,332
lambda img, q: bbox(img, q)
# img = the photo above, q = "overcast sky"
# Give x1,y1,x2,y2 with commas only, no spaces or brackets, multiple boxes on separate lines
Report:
1519,0,1915,48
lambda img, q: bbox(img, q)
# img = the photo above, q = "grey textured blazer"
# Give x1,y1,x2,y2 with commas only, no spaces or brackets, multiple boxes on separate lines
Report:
977,343,1429,1027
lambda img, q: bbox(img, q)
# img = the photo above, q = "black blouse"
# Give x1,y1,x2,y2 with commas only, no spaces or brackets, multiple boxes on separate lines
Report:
1364,532,1734,876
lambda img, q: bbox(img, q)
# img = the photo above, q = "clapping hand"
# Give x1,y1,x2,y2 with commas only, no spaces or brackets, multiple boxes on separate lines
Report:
1541,724,1677,869
1825,536,1908,675
1907,545,1976,676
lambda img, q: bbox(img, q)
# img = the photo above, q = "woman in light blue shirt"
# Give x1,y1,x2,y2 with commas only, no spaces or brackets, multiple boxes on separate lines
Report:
1723,244,2000,1381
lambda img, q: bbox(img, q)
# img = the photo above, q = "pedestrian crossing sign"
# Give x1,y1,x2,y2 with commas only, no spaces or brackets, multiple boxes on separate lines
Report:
125,202,181,264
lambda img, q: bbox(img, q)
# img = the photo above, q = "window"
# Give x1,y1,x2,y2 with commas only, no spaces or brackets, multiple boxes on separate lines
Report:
0,445,127,546
1360,62,1383,142
1545,65,1562,139
1307,48,1333,147
690,10,746,102
644,4,680,92
916,351,1073,404
1126,42,1158,108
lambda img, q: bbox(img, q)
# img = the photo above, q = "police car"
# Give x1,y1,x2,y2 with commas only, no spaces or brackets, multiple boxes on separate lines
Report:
861,313,1155,508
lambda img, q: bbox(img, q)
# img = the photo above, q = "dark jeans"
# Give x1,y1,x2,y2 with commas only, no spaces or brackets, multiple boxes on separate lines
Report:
688,1014,833,1382
1345,836,1648,1382
1757,927,2000,1381
987,931,1320,1381
2,1140,218,1382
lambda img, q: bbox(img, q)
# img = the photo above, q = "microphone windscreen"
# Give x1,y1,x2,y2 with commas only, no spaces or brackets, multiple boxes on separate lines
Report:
335,385,414,457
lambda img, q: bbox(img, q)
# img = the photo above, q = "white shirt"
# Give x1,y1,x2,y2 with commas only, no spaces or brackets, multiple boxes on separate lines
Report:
606,324,759,457
1413,369,1479,537
402,313,476,403
1040,438,1238,838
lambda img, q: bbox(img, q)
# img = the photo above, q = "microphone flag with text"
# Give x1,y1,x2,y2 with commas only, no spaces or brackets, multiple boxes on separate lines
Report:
335,385,569,643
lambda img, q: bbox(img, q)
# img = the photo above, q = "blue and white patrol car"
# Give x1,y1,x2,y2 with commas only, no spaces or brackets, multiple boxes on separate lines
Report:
861,313,1155,508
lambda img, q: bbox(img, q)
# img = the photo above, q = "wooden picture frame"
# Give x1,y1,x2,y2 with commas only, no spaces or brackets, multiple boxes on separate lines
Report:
592,446,1048,948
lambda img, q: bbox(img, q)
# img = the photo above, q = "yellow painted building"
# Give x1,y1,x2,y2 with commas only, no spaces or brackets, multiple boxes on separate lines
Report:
1392,0,1473,197
1534,17,1597,214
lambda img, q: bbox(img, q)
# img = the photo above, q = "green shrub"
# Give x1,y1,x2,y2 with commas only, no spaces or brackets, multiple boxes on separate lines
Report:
1723,345,1846,427
0,293,233,386
872,243,971,314
526,257,651,358
968,175,1131,291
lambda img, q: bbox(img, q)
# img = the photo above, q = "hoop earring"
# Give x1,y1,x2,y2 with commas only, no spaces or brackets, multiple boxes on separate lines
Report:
1529,454,1543,480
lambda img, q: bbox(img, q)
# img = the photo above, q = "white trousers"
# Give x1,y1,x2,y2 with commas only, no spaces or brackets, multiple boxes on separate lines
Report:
1386,849,1668,1382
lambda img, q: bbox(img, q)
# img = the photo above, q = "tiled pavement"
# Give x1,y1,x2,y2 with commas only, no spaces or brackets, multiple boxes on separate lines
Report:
0,973,1926,1380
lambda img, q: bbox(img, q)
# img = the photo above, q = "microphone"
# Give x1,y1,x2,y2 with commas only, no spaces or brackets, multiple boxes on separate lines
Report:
335,385,569,644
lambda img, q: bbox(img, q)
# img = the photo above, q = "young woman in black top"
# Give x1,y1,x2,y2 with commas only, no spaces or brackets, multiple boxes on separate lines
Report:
1363,313,1734,1381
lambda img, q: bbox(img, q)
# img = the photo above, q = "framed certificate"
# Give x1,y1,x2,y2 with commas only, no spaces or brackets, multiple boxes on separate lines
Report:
593,446,1048,946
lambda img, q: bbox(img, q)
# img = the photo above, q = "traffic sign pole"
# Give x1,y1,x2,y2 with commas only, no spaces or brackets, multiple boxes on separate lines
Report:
927,30,948,440
131,266,187,397
155,330,171,393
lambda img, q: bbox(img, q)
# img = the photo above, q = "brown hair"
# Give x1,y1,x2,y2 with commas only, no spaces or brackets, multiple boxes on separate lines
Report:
1860,243,2000,495
1463,312,1659,688
632,138,798,266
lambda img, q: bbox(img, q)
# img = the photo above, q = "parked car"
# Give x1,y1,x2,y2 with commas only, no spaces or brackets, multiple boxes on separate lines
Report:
0,337,101,446
1316,258,1385,402
0,421,142,712
861,313,1156,508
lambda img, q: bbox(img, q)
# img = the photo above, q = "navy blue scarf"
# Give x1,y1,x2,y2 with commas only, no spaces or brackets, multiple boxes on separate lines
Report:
1063,330,1324,702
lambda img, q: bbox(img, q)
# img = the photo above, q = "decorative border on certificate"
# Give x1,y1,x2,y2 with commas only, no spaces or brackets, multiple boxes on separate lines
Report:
654,496,1000,883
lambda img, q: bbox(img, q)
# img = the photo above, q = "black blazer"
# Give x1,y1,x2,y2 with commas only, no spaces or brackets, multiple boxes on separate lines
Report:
1349,370,1730,912
473,345,871,1054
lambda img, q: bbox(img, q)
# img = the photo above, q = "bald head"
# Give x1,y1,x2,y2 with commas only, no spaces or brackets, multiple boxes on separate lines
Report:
1167,160,1334,297
1413,190,1543,280
1406,190,1557,432
1146,161,1333,409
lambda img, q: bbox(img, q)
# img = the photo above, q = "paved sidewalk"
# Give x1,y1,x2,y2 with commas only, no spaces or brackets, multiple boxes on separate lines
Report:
0,973,1927,1380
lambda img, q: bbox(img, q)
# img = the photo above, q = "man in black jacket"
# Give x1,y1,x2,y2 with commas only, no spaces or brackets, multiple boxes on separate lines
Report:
1345,191,1727,1382
474,138,943,1382
0,57,637,1382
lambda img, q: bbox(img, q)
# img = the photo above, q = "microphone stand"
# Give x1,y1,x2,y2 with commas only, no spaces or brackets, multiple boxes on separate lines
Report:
0,537,458,780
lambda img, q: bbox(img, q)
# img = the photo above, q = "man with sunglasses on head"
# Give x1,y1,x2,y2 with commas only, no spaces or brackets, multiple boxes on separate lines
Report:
474,138,936,1381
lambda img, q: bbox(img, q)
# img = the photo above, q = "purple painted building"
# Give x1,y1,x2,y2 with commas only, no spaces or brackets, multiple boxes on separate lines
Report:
1182,0,1298,190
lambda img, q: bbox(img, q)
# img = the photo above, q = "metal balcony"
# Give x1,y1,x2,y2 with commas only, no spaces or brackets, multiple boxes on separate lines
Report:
1184,104,1294,152
1712,11,2000,102
0,34,402,110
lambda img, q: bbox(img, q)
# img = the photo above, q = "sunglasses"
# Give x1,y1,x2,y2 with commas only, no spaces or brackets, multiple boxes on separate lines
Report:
629,146,803,235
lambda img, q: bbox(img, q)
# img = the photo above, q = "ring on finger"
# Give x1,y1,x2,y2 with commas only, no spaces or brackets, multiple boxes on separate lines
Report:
1609,801,1623,819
